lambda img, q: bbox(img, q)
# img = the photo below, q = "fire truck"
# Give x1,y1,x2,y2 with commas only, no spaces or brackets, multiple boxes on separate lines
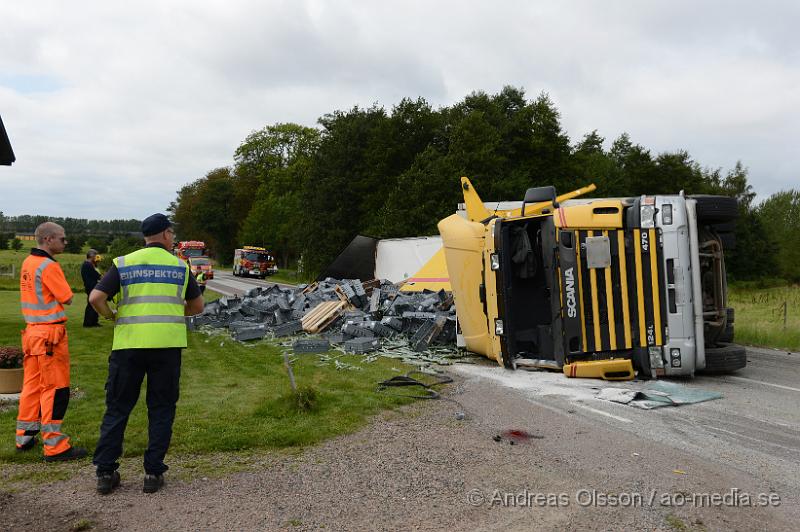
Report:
175,241,207,261
233,246,278,279
174,241,214,280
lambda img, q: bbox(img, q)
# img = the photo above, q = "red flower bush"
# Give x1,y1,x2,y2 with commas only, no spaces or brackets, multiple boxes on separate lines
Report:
0,346,23,369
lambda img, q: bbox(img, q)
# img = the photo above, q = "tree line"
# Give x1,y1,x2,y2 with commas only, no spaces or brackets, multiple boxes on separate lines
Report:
163,86,797,282
0,213,140,235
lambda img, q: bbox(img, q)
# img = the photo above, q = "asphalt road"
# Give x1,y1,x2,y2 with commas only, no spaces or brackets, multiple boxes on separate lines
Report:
205,270,296,296
451,345,800,502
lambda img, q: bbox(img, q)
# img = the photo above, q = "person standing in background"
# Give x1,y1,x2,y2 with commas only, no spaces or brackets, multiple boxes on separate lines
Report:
81,249,102,327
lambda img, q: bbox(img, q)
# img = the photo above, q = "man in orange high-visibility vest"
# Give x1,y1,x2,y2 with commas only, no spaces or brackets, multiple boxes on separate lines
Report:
15,222,87,461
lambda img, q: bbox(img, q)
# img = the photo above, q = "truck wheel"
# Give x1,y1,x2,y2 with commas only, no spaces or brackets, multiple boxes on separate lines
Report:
699,343,746,374
692,195,738,224
711,222,736,233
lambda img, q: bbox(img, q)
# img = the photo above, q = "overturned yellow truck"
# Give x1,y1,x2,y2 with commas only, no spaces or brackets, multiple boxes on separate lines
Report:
439,178,745,379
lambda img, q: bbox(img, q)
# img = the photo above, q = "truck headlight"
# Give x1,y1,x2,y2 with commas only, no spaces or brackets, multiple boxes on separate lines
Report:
494,319,504,336
641,204,656,228
670,348,681,367
662,204,673,225
490,253,500,270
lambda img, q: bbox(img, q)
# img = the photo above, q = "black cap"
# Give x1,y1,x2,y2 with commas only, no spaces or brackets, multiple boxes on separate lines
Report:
141,213,172,237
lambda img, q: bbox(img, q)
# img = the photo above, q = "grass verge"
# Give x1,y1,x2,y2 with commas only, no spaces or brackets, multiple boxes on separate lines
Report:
728,284,800,351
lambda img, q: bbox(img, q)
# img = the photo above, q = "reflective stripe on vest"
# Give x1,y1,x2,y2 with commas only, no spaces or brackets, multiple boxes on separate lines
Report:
112,248,189,350
20,258,67,324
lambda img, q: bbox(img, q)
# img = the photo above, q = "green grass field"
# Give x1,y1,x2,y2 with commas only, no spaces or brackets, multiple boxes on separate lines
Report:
728,284,800,351
0,289,414,488
0,248,89,292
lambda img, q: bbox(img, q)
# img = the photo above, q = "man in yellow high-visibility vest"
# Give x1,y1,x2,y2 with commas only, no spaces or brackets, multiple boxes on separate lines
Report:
89,213,204,495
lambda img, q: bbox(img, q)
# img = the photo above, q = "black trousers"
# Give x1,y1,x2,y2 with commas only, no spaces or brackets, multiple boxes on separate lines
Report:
93,348,181,476
83,296,99,326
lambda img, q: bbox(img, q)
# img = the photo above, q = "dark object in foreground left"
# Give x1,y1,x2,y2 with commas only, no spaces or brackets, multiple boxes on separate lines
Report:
0,114,14,166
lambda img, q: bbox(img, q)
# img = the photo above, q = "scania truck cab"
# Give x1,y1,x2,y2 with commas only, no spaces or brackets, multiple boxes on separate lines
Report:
438,177,745,379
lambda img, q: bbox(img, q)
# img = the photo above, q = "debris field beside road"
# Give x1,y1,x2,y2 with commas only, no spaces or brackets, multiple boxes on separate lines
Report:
190,278,475,369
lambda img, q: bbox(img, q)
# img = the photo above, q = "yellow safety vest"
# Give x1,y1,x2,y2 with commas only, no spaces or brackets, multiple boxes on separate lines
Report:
112,247,189,350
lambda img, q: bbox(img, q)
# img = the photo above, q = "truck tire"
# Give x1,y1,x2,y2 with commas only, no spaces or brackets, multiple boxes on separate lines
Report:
700,343,746,374
711,222,736,233
692,195,738,224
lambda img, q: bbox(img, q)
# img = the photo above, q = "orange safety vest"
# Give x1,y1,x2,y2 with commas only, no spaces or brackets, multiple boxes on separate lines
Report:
20,253,73,324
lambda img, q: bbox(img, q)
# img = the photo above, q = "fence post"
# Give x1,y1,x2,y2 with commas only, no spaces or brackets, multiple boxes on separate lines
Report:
784,301,788,330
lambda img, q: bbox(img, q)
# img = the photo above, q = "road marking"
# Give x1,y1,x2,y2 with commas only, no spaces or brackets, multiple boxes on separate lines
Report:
205,281,237,297
726,376,800,393
574,403,633,423
705,425,800,454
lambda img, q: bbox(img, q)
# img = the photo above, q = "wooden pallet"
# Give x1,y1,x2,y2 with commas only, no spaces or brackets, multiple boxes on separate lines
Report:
301,282,319,295
301,300,346,333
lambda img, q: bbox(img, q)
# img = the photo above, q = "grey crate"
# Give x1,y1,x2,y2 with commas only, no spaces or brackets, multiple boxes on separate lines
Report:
344,337,381,354
343,310,369,321
291,294,307,311
380,316,403,332
342,323,375,338
232,325,267,342
324,333,347,344
277,296,291,311
270,320,303,337
293,339,331,353
402,311,437,320
352,279,366,297
364,321,395,338
410,315,447,352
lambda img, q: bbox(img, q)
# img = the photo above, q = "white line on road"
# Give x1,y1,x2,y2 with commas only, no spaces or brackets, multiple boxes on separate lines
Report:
705,425,800,454
573,403,633,424
725,376,800,393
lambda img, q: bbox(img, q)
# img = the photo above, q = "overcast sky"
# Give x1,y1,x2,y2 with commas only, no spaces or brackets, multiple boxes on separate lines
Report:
1,0,798,220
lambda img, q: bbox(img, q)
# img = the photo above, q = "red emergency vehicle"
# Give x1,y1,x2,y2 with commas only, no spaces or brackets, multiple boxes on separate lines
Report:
233,246,278,279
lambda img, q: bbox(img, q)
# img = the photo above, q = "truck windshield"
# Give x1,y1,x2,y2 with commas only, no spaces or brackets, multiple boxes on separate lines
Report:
182,248,204,258
244,252,267,262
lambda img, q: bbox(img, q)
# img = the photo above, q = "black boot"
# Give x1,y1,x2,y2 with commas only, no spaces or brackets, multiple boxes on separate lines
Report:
143,473,164,493
44,446,88,462
97,471,121,494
